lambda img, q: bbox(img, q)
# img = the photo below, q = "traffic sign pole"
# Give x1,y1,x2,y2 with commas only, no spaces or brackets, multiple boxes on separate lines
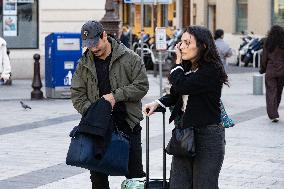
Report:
141,0,144,66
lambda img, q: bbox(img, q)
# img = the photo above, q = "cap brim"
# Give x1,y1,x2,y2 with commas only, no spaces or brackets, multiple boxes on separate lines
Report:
82,37,100,48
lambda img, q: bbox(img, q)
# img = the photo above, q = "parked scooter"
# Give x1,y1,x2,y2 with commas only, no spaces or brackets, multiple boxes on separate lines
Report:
237,31,257,66
242,37,264,67
134,29,183,71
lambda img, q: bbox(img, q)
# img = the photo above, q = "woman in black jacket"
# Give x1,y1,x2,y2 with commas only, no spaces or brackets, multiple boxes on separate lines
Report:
259,25,284,122
143,26,228,189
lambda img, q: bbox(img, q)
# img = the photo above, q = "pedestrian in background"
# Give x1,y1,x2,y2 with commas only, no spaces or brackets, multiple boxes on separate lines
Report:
71,20,149,189
120,26,130,48
0,37,11,85
214,29,232,72
144,26,228,189
260,25,284,123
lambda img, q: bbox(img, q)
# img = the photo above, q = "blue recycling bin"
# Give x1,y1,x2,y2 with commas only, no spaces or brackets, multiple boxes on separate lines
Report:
45,33,82,98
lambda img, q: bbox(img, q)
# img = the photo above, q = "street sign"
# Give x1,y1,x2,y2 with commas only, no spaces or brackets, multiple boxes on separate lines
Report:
155,27,167,50
124,0,132,3
17,0,34,3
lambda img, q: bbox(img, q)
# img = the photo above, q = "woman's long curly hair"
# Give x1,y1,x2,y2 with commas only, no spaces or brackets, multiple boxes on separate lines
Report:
182,26,229,86
265,25,284,53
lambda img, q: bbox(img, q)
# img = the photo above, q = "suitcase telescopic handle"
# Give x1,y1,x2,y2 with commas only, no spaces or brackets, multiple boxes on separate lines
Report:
145,107,167,188
146,106,166,113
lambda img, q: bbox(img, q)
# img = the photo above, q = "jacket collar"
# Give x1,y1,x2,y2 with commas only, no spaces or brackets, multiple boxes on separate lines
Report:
109,37,126,65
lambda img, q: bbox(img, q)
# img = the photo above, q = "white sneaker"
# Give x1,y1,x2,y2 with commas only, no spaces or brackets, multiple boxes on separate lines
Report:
271,118,279,123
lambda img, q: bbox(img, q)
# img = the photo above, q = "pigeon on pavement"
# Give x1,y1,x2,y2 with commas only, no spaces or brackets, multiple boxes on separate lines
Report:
20,101,32,110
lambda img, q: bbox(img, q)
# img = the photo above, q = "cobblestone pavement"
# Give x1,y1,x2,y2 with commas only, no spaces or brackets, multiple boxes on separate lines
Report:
0,66,283,189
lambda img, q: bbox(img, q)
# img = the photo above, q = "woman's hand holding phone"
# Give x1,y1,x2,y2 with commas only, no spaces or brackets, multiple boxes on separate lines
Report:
175,42,182,65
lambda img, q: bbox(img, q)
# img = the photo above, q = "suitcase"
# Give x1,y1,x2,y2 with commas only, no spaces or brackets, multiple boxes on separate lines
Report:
121,107,169,189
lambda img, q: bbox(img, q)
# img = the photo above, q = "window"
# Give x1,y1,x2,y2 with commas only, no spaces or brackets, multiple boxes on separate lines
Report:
143,5,152,27
272,0,284,26
0,0,38,49
193,4,197,25
161,4,168,27
123,4,130,26
236,0,248,33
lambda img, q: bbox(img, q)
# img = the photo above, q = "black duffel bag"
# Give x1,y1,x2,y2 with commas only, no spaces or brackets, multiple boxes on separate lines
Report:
66,126,130,176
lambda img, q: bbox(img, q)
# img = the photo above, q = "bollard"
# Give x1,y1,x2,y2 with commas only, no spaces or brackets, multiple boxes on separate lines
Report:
153,63,158,77
253,74,263,95
31,53,43,100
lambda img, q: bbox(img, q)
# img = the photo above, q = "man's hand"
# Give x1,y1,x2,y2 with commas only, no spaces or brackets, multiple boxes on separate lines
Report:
103,93,116,108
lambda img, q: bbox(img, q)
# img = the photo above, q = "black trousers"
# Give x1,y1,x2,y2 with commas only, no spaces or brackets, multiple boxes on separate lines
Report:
265,75,284,119
90,125,145,189
169,124,225,189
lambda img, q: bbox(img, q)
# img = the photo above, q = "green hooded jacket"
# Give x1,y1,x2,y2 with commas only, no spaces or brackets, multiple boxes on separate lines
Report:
71,37,149,129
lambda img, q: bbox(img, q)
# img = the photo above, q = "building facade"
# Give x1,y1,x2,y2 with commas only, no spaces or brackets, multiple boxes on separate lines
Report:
121,0,176,36
119,0,283,60
121,0,284,36
2,0,284,78
0,0,106,79
189,0,284,35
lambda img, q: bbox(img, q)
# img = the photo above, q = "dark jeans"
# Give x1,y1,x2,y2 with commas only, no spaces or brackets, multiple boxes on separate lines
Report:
90,125,145,189
169,124,225,189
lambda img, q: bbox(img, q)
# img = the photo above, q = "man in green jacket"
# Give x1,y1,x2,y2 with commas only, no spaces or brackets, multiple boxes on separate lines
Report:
71,20,149,189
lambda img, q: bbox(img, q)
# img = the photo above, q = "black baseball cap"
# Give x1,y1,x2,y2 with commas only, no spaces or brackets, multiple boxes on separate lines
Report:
81,20,104,47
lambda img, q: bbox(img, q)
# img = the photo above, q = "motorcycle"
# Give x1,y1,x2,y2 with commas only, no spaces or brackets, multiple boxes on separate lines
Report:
236,31,255,66
242,37,264,67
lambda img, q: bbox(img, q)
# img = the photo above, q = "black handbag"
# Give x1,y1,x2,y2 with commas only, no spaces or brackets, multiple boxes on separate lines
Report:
66,126,130,176
166,127,196,157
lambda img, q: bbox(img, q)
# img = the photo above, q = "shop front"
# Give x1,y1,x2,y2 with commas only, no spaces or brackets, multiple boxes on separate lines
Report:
0,0,38,49
0,0,105,79
122,0,176,37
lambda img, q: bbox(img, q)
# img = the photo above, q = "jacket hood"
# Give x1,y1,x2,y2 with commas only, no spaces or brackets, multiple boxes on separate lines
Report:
109,37,127,63
0,37,7,46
